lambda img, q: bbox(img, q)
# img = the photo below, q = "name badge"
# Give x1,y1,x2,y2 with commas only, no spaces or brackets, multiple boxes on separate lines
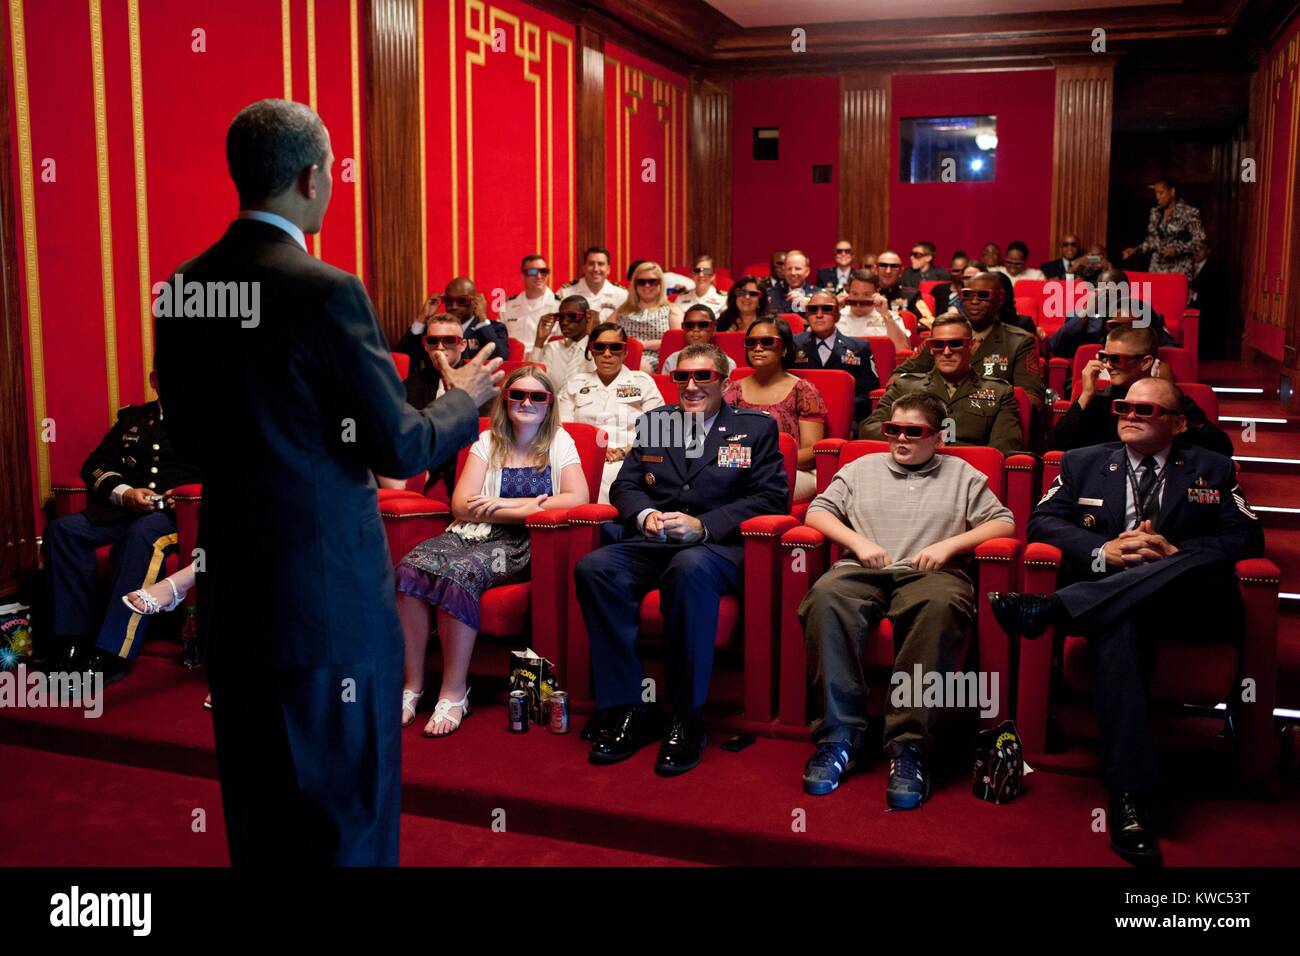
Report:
1078,497,1104,506
717,445,752,469
1188,488,1220,505
641,454,664,463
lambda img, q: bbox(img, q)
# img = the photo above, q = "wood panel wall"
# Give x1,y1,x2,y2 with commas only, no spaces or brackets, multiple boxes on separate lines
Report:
688,72,732,270
575,21,606,260
839,70,891,259
1048,58,1116,250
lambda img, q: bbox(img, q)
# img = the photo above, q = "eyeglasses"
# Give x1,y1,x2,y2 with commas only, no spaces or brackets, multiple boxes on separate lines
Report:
671,369,723,385
1097,350,1144,367
745,336,782,350
1111,399,1177,418
507,388,553,405
736,290,761,299
423,335,464,348
877,262,901,270
692,267,713,275
556,311,586,322
523,267,549,277
910,251,927,259
682,320,714,331
1061,241,1080,248
926,337,971,353
805,304,837,314
441,296,473,309
958,288,994,301
589,341,626,355
635,278,661,288
845,299,872,307
835,247,853,255
882,421,940,439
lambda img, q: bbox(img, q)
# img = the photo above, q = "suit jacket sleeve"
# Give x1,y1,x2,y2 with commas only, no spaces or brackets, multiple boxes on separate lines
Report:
1009,334,1046,403
396,327,425,368
470,319,510,361
1028,451,1109,574
697,417,789,542
319,275,480,479
81,409,131,502
991,389,1027,455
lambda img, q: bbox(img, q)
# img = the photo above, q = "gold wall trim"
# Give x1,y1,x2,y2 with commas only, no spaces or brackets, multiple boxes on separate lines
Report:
444,0,454,279
128,0,153,397
281,0,292,99
8,0,50,502
349,0,363,283
307,0,321,259
89,0,120,421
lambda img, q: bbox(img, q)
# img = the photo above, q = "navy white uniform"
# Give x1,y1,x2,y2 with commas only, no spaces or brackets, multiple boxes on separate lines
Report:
1029,441,1264,791
574,403,788,714
499,287,558,349
42,400,202,660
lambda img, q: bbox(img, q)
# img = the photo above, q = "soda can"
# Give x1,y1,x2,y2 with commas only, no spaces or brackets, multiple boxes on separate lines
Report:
508,690,529,734
547,691,570,734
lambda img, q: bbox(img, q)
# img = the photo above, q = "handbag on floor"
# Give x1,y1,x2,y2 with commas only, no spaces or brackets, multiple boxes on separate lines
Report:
973,719,1027,804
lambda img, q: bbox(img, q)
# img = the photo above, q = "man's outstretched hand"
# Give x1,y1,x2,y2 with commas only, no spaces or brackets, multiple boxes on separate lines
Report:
436,342,503,407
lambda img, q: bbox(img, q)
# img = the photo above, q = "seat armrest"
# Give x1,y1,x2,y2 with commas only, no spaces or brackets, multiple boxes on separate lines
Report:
777,525,829,730
975,537,1022,726
1235,557,1280,788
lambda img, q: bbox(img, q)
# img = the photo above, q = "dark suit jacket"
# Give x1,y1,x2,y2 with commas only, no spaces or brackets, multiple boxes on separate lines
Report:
1029,442,1263,579
79,400,202,526
609,403,788,553
792,329,879,425
816,266,854,291
397,315,509,372
1040,259,1069,280
155,219,480,670
1049,383,1234,458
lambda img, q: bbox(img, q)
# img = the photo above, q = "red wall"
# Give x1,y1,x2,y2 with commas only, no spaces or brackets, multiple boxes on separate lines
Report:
731,75,840,276
604,43,688,281
889,70,1056,267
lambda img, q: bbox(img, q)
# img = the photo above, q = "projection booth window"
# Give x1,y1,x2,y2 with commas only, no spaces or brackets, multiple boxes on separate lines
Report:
899,115,998,183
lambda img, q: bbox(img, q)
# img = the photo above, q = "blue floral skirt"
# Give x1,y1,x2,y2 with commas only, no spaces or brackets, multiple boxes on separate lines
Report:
395,524,531,630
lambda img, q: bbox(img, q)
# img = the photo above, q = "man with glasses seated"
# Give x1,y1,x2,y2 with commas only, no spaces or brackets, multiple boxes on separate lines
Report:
799,392,1015,807
500,254,559,349
661,305,737,374
817,240,857,292
397,276,509,370
1041,233,1081,279
991,376,1262,866
575,344,788,776
559,246,628,321
672,255,728,315
758,248,786,294
892,272,1045,405
769,249,823,314
873,250,911,314
794,290,879,429
863,316,1025,455
899,240,951,293
528,294,598,390
1051,325,1232,456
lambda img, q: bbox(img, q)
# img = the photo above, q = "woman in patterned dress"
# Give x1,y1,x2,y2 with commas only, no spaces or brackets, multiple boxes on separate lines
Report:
395,367,589,736
613,261,681,372
723,316,828,502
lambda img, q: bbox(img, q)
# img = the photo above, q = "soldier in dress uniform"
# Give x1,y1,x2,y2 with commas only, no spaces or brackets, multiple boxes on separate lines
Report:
499,253,559,349
574,344,788,776
793,289,879,428
41,369,202,684
891,272,1045,404
558,246,628,321
861,316,1025,455
990,377,1264,866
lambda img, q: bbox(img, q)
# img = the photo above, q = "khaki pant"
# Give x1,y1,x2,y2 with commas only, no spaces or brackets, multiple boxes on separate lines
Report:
797,563,973,754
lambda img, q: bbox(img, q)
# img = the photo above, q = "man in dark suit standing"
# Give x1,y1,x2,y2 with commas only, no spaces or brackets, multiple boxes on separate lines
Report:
990,377,1263,865
793,290,878,428
154,99,501,866
574,344,788,776
1189,240,1230,359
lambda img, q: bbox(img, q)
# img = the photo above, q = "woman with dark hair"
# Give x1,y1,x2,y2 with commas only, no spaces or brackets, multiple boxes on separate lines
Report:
723,316,827,500
395,366,589,735
990,269,1039,337
558,322,664,502
717,274,770,332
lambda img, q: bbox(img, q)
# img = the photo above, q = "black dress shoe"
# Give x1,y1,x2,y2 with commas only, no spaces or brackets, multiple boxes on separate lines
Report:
988,592,1058,640
1109,791,1162,866
49,643,88,673
654,714,706,777
588,706,662,765
85,651,130,687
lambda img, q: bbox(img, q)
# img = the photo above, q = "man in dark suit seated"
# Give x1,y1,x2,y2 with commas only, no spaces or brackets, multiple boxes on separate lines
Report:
899,240,951,292
793,290,878,429
1040,233,1081,279
990,377,1264,866
155,98,500,866
41,368,202,684
574,344,788,776
396,276,510,369
816,240,856,292
1051,326,1232,456
1190,240,1230,359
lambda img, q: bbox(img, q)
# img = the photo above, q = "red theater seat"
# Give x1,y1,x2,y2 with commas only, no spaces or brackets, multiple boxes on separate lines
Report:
391,351,410,379
499,360,547,378
729,367,856,441
777,441,1022,732
1127,271,1199,361
863,336,896,381
777,313,806,334
378,419,607,673
1049,343,1194,402
507,339,526,361
739,262,769,278
563,432,800,723
919,279,947,315
714,331,752,368
1014,546,1281,787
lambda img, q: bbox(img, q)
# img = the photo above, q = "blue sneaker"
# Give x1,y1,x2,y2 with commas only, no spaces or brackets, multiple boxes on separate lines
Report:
802,742,856,796
886,742,930,809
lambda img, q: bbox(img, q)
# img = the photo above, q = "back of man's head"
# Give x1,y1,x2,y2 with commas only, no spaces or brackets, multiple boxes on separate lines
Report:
227,99,328,207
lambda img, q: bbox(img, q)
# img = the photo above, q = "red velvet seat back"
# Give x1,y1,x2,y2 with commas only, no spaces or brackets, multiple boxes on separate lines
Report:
729,367,855,441
1127,271,1190,335
864,336,896,381
714,332,752,368
391,351,410,379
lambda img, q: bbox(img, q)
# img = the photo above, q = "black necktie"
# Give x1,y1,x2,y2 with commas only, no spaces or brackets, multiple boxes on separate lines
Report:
1136,455,1159,523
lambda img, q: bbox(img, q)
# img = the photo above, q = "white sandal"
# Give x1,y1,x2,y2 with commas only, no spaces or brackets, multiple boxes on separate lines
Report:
122,577,182,615
422,688,470,738
401,688,423,728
